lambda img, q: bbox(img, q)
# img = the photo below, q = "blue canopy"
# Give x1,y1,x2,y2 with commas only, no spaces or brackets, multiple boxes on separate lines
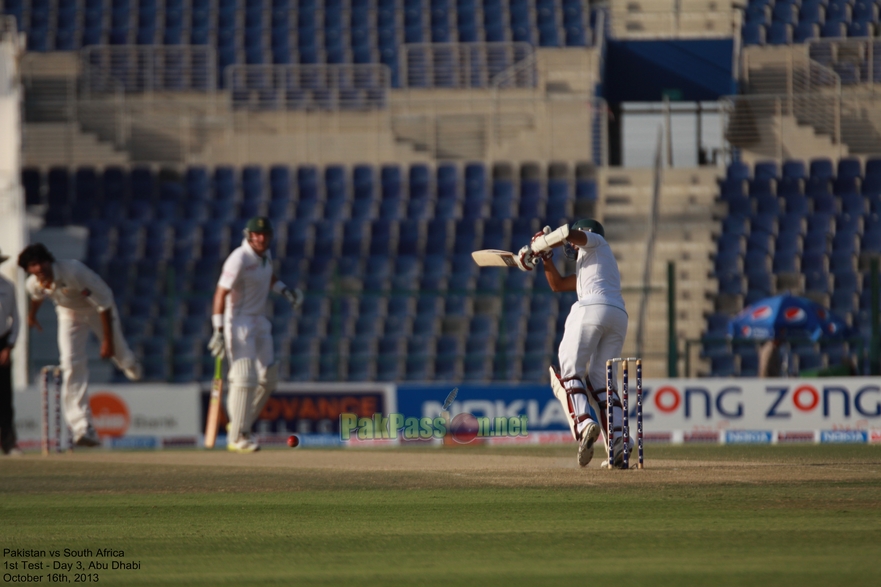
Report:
728,294,848,342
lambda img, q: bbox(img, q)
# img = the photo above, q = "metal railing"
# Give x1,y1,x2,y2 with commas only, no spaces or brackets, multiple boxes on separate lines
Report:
742,47,842,95
81,45,217,97
809,38,881,90
400,43,537,89
732,47,881,161
225,63,391,110
720,93,845,162
389,94,607,163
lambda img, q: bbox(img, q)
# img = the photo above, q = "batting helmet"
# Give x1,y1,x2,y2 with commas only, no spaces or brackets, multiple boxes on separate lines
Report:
570,218,604,238
244,216,273,236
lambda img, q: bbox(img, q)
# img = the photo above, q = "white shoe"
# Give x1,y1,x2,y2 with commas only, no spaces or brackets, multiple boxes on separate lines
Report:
123,362,143,382
577,421,600,467
227,434,260,453
5,446,24,457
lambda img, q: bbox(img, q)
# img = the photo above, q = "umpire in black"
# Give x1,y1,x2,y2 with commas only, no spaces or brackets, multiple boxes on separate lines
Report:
0,248,21,456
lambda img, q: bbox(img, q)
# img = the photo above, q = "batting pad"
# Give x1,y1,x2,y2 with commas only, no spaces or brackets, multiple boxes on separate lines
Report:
248,363,278,430
550,367,590,441
228,359,257,438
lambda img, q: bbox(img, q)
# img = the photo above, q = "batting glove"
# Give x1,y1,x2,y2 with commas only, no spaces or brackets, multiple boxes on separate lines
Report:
282,287,304,310
531,226,551,245
515,245,537,271
207,328,225,358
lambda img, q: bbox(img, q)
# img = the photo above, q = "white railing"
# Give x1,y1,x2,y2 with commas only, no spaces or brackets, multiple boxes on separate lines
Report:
400,43,537,89
81,45,217,97
225,63,391,110
809,38,881,90
389,94,607,163
720,93,847,162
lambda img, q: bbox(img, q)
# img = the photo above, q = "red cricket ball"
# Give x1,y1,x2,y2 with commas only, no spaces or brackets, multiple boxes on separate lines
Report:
287,435,299,448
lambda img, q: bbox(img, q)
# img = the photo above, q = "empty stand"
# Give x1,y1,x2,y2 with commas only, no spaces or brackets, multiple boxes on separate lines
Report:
24,161,598,383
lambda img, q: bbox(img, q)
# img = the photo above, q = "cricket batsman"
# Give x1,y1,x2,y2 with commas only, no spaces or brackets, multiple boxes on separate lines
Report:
208,216,303,453
514,219,631,468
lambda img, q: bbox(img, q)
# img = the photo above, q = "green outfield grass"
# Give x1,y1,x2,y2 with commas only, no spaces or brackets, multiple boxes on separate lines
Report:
2,445,880,586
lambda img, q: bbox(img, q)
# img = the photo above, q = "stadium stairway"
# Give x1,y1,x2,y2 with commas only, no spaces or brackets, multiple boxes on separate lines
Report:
597,166,721,378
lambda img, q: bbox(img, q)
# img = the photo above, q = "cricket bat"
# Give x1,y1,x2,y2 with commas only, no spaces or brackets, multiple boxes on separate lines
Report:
471,249,517,268
204,356,224,449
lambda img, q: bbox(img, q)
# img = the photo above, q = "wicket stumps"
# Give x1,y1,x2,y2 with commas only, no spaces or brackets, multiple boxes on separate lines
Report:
605,357,644,470
40,365,63,456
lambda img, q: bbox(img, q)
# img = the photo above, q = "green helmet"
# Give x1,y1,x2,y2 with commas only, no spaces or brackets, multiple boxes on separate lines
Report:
571,218,604,238
245,216,273,235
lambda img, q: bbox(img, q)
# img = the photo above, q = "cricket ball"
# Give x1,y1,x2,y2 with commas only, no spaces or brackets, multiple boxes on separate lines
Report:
450,412,479,444
287,434,299,448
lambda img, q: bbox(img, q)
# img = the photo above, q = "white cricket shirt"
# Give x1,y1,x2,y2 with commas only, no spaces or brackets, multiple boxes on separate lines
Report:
25,260,115,313
0,274,19,344
574,231,627,313
218,238,273,317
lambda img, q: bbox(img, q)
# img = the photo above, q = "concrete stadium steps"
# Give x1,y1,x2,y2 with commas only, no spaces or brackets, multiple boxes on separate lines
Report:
20,47,602,167
597,167,721,378
739,45,881,162
23,123,131,166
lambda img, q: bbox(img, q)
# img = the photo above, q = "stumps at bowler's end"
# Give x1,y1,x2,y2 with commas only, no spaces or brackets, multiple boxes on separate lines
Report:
40,365,63,456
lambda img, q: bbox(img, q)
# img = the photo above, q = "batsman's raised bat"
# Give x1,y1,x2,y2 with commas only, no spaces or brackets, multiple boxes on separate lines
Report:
204,355,224,449
471,249,517,267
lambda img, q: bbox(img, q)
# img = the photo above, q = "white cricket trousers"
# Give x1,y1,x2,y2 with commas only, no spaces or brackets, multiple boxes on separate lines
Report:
223,314,274,371
558,302,628,392
57,305,137,439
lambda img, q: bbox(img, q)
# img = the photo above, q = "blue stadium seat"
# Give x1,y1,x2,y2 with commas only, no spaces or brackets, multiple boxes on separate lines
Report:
420,254,447,292
793,21,818,42
723,215,749,238
717,273,746,296
824,0,851,24
379,165,403,219
767,22,792,45
364,218,390,256
750,212,778,236
782,191,809,215
482,218,507,250
351,165,375,220
853,1,879,23
747,231,775,255
490,180,515,219
782,160,806,180
515,179,542,218
821,20,846,38
720,177,747,200
390,254,420,292
546,179,571,221
798,0,823,23
408,164,432,220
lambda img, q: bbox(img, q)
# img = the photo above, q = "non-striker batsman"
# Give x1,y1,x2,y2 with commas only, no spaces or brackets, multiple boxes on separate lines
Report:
208,216,303,453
